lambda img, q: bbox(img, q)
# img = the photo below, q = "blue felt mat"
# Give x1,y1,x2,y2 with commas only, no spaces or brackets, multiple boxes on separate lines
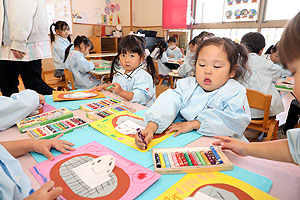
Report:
136,166,272,200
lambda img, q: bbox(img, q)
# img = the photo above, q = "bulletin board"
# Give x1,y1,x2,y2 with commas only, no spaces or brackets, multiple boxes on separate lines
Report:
223,0,259,22
71,0,121,25
46,0,73,34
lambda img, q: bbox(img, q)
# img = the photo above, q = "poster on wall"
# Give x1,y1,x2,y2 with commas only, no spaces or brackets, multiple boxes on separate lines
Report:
223,0,259,22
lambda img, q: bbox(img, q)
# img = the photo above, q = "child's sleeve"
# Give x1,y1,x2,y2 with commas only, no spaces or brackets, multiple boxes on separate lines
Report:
287,129,300,165
160,52,168,63
144,82,184,133
0,90,39,131
8,0,39,52
131,73,155,106
53,42,68,69
270,63,282,81
75,54,95,73
174,48,183,60
195,88,251,140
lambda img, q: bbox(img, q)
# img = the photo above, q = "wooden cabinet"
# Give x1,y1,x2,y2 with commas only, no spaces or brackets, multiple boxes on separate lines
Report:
89,37,121,53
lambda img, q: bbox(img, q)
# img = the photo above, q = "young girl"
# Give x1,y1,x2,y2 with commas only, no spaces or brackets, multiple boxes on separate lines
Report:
269,42,292,78
50,21,72,78
166,37,182,60
93,35,156,107
64,35,100,90
135,37,251,149
213,12,300,165
150,40,171,75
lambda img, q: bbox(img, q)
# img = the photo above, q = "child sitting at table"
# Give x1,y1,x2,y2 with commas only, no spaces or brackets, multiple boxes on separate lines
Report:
92,35,156,107
166,37,182,60
269,42,292,78
213,12,300,165
0,90,45,131
135,37,252,149
64,35,100,90
150,40,171,76
240,32,284,119
0,133,74,199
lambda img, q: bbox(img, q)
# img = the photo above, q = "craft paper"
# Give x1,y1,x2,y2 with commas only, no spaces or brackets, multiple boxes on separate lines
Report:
115,120,145,135
30,141,161,200
155,172,276,200
90,111,176,152
52,91,105,101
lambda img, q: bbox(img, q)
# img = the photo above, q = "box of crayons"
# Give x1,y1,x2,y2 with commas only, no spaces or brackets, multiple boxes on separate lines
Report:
17,108,73,133
27,116,88,139
152,146,233,174
86,104,136,121
80,98,123,112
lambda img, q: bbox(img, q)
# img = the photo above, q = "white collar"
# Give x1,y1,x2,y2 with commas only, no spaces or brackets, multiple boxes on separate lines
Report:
114,64,144,80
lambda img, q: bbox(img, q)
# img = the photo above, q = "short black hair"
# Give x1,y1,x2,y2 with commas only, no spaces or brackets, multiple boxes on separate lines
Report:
168,37,177,43
241,32,265,54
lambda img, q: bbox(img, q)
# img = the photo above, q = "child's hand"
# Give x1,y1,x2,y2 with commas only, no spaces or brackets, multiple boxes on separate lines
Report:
38,94,45,105
135,129,154,150
108,82,123,94
166,121,201,137
94,62,99,68
178,59,183,65
11,49,26,59
33,134,75,161
212,136,248,157
24,181,62,200
91,84,107,92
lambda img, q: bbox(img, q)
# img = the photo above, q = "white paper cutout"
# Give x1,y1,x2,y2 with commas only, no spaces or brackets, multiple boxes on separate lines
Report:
63,92,98,99
115,120,145,135
72,155,115,189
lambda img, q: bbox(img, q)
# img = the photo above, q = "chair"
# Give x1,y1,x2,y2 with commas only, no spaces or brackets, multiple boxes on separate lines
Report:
41,68,68,91
155,85,170,98
153,61,174,89
246,88,279,141
64,68,75,90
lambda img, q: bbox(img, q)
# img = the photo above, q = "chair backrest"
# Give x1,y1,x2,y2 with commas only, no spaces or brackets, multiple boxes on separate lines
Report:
64,68,75,90
153,61,161,80
246,88,272,128
155,85,170,98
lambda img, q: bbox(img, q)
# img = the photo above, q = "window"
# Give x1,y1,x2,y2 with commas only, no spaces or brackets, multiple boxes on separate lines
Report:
192,28,257,42
194,0,224,23
261,28,284,51
265,0,300,20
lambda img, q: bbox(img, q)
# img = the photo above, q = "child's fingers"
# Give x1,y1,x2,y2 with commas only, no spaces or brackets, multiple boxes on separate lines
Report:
53,133,64,140
214,135,232,142
212,140,223,146
48,187,63,199
173,131,183,137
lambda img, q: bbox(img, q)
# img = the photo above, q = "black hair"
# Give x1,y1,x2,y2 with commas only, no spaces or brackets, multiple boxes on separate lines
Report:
168,37,177,44
151,40,168,59
188,38,197,46
64,35,93,62
271,42,278,53
50,21,71,43
264,45,274,55
194,31,215,45
240,32,265,54
110,35,156,82
195,37,250,82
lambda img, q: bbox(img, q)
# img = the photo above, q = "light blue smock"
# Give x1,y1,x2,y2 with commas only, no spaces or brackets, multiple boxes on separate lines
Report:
241,53,284,118
275,63,292,78
166,46,182,60
151,48,171,75
144,77,251,141
0,90,39,131
177,52,195,77
112,65,156,107
0,144,33,199
65,50,100,90
52,36,71,70
287,128,300,165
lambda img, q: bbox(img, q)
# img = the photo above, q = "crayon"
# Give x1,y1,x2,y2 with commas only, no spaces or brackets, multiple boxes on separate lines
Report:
175,152,184,167
183,152,193,166
106,85,115,90
137,128,147,149
171,153,180,167
196,151,207,166
167,153,175,168
154,153,161,168
163,153,171,168
210,146,224,164
188,151,198,166
159,153,166,168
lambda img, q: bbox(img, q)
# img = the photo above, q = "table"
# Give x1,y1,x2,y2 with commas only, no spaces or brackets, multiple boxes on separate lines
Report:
86,52,117,60
1,92,300,199
90,60,112,83
168,69,182,88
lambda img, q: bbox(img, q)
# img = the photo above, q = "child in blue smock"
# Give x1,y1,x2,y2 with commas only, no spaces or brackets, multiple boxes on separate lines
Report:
150,40,171,75
92,35,156,107
269,42,292,78
0,134,74,199
240,32,284,119
213,12,300,165
64,35,100,90
50,21,72,78
0,89,44,131
166,37,182,60
135,37,252,149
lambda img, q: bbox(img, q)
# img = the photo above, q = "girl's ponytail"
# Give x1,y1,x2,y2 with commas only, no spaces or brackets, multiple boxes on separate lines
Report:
145,56,156,83
235,43,250,82
64,44,74,62
50,23,55,43
110,56,119,83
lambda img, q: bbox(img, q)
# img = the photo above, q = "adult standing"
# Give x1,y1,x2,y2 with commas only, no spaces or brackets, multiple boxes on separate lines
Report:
0,0,53,97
